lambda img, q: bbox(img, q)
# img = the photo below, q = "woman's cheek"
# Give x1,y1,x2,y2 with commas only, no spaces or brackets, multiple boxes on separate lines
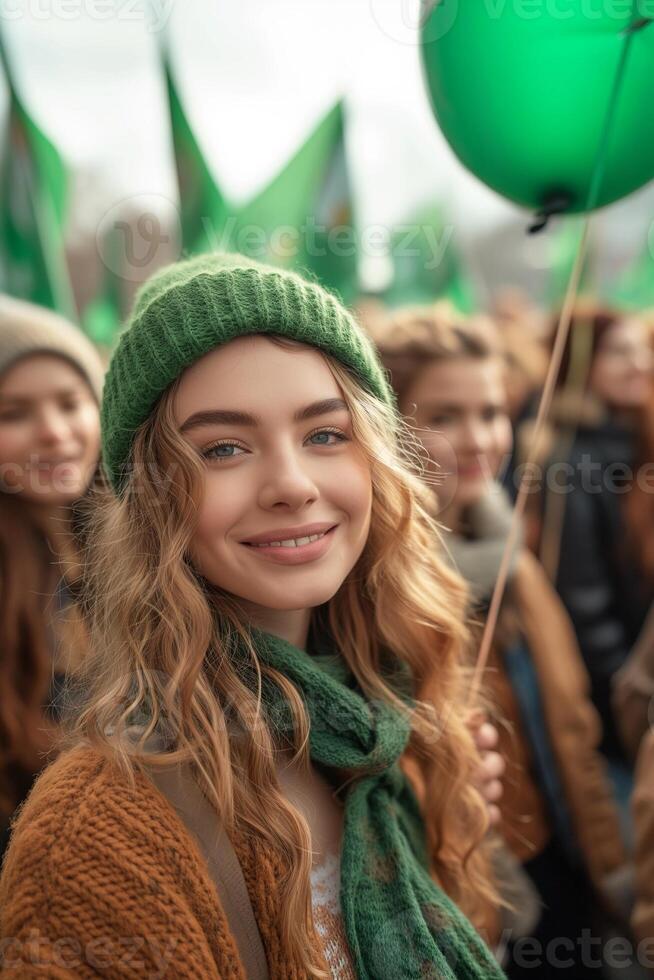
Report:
330,450,373,521
421,428,459,477
0,429,29,470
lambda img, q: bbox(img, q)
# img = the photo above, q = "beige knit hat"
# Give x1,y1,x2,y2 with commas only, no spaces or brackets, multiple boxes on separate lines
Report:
0,295,105,402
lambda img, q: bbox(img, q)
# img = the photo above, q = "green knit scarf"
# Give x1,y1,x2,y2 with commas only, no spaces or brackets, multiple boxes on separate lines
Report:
239,628,506,980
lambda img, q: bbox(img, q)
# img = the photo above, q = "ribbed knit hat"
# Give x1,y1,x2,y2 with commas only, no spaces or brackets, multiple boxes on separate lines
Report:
101,252,393,493
0,295,105,402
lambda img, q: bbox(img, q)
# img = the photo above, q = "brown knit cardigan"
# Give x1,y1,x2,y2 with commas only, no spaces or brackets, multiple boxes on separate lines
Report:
0,745,330,978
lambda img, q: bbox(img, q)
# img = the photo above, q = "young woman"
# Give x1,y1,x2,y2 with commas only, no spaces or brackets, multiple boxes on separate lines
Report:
375,308,628,978
0,255,505,979
0,295,103,863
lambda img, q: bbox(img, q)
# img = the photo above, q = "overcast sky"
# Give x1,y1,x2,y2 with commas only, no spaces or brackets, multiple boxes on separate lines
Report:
1,0,653,294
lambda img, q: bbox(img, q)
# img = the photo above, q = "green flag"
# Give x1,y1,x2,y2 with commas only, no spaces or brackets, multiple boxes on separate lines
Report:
79,221,124,348
163,52,229,256
164,52,357,300
238,102,358,303
381,203,475,313
606,235,654,310
0,30,76,319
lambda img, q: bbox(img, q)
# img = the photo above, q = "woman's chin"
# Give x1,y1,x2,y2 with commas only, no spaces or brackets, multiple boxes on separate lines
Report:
456,478,493,509
15,484,87,508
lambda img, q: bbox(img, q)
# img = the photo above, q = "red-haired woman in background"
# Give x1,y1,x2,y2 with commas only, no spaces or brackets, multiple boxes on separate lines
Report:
0,296,103,861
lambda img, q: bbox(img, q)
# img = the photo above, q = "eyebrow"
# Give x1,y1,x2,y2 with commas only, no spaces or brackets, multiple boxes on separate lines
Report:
422,398,504,412
420,403,464,414
0,387,82,405
179,397,349,433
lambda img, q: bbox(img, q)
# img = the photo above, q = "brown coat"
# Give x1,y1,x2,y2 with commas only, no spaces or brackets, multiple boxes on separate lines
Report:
0,745,334,979
485,551,626,884
633,730,654,945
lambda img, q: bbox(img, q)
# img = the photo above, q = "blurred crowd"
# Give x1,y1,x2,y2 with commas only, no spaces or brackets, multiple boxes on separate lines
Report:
365,289,654,976
2,281,654,977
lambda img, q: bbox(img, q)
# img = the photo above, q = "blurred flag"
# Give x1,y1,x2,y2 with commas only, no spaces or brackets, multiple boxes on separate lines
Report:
381,203,475,313
606,236,654,310
237,102,358,302
164,52,229,256
80,230,122,348
0,29,76,319
164,51,357,301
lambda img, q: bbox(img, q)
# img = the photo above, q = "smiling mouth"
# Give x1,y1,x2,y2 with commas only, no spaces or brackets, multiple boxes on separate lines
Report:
31,457,83,468
243,528,335,549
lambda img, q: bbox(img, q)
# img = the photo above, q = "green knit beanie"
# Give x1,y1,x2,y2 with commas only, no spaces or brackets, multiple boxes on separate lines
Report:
101,252,393,493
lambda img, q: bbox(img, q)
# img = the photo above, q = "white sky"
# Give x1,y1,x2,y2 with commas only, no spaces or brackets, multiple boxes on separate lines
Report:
0,0,653,294
0,2,516,231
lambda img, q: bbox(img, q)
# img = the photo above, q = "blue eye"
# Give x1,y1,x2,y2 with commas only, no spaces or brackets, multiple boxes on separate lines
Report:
310,431,331,445
307,428,347,446
202,428,347,462
203,442,245,461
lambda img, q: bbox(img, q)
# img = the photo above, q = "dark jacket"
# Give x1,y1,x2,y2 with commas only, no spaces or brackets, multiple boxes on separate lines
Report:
542,418,651,758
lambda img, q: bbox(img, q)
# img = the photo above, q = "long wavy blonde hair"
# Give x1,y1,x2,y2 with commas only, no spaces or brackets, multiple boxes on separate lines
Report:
70,338,495,977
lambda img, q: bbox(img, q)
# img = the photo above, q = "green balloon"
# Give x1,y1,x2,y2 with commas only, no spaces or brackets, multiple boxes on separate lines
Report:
421,2,654,213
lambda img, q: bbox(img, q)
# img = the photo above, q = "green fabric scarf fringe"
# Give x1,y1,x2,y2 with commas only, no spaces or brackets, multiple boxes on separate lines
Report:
235,628,506,980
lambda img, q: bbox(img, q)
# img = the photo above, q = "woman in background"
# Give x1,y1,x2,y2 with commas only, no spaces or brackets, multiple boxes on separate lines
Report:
376,307,628,978
0,296,103,860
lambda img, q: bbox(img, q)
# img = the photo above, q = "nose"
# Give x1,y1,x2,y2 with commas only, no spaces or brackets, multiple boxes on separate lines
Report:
36,405,71,446
461,417,489,455
257,446,320,512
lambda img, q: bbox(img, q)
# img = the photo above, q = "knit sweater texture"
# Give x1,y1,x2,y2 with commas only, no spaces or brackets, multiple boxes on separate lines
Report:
0,625,507,979
0,745,325,979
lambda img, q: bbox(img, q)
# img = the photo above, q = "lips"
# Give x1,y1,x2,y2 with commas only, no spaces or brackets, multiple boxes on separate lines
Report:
30,456,84,468
248,530,329,549
241,522,338,547
240,524,338,566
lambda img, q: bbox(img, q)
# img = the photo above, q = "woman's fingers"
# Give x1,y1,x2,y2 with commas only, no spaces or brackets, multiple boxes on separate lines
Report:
483,778,504,803
487,803,502,827
480,749,506,781
475,722,499,752
467,713,505,824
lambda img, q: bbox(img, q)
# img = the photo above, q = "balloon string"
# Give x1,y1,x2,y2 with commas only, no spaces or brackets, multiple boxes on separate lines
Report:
469,220,590,702
469,16,639,703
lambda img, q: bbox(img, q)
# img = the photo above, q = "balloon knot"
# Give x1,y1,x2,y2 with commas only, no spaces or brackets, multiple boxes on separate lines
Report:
528,192,573,234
